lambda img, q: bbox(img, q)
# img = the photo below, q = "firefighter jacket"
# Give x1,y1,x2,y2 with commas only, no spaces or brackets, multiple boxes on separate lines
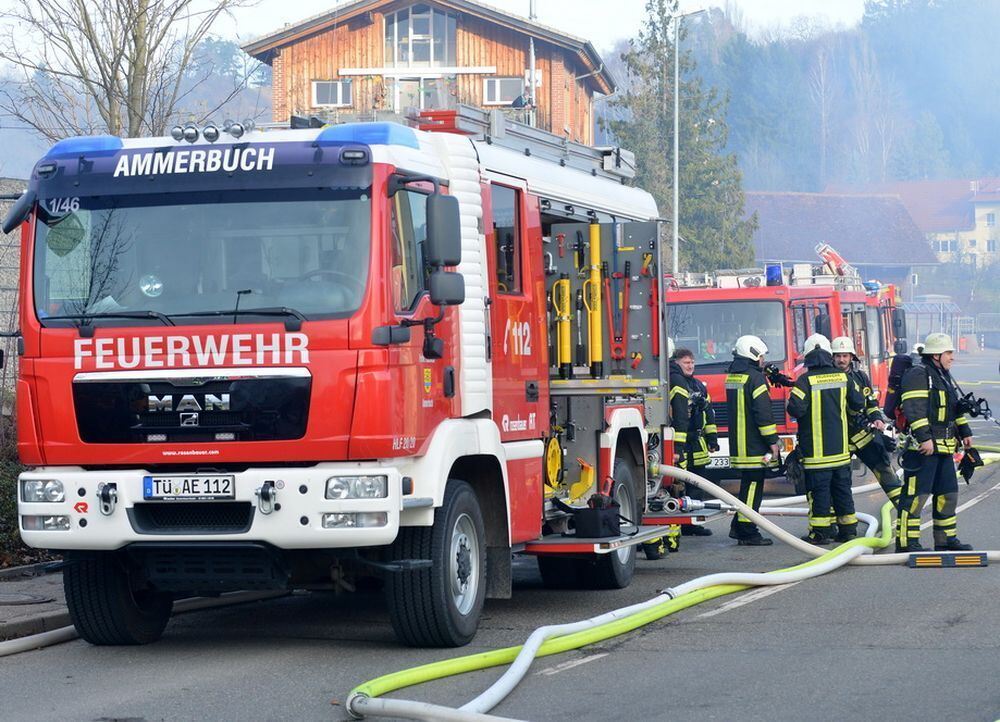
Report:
673,363,719,467
900,361,972,455
724,357,779,469
668,360,690,448
787,349,865,469
846,365,883,451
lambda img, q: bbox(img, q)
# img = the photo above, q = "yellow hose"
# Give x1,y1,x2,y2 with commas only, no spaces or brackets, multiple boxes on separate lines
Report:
349,503,895,705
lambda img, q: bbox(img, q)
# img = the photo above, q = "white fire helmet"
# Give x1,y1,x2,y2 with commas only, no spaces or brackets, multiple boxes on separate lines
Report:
921,333,954,355
803,333,832,355
733,335,768,362
830,336,857,356
666,337,675,358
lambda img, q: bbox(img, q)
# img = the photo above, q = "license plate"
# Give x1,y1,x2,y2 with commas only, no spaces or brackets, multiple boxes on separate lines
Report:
143,475,235,501
707,457,731,469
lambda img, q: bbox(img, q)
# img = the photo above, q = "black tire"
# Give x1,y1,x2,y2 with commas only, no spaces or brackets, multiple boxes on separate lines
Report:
64,552,173,645
385,479,487,647
578,457,639,589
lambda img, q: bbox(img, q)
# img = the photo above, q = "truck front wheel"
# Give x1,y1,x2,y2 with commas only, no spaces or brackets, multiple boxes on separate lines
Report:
64,552,173,645
386,479,487,647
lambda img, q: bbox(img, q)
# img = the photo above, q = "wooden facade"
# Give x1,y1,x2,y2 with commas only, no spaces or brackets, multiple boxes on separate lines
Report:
245,0,613,145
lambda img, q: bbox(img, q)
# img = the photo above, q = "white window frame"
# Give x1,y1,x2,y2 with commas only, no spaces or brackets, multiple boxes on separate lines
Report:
312,79,352,108
987,212,996,227
385,4,456,69
484,77,526,106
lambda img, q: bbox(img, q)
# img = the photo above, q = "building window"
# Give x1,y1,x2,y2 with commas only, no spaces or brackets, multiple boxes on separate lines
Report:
385,4,457,68
312,80,352,107
949,240,959,252
484,77,525,105
987,212,996,227
989,239,997,252
969,238,977,248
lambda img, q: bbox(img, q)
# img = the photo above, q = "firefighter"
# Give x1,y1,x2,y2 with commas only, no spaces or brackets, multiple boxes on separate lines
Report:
787,334,865,545
725,335,780,546
830,336,902,508
672,346,718,537
896,333,974,552
644,339,683,559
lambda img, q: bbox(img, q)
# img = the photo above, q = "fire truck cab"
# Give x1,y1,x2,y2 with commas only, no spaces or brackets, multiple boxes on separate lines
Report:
663,250,906,476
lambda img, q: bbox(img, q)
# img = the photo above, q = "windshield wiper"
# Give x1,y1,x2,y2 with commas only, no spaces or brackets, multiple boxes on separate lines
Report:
43,311,176,337
168,307,307,331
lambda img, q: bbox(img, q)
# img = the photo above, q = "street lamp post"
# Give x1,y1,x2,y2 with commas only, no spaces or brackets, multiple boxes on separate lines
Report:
671,7,707,276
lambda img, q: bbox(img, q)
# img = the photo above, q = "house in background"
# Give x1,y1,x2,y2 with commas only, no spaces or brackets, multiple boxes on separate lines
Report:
830,179,1000,267
242,0,615,144
744,191,938,294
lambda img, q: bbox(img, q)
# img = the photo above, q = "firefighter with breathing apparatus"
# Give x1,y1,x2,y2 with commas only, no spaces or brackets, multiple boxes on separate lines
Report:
896,333,974,552
787,334,866,545
830,336,902,508
724,335,780,546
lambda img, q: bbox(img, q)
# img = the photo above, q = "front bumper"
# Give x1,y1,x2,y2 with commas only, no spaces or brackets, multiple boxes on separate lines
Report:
18,464,404,550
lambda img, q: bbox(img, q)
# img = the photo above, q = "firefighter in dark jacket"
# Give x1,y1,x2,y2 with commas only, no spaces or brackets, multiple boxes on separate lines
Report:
831,336,902,508
725,335,779,546
897,333,974,552
673,347,718,537
787,334,865,545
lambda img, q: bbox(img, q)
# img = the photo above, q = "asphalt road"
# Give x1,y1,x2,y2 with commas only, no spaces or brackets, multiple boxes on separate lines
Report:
3,351,999,722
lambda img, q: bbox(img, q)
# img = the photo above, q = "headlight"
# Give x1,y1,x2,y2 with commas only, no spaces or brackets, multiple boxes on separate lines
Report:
22,480,64,503
325,475,388,500
22,515,71,531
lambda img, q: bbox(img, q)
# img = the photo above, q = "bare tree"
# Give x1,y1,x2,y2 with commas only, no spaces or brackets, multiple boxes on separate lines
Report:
0,0,254,140
809,43,837,187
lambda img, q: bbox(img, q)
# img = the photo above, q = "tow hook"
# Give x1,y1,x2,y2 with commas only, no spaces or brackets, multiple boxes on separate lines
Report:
98,483,118,516
255,480,277,515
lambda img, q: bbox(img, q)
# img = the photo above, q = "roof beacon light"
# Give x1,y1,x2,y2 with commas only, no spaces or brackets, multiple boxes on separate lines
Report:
182,124,199,143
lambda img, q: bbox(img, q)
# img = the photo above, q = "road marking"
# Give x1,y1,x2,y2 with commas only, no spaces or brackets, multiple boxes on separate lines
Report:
919,480,1000,530
695,582,800,619
536,652,609,676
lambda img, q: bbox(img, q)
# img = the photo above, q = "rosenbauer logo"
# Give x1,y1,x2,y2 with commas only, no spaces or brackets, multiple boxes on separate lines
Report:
73,333,309,370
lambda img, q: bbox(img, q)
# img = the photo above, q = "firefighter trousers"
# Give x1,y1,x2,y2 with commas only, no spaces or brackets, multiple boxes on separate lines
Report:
805,465,856,538
856,442,902,508
897,451,960,549
730,469,766,539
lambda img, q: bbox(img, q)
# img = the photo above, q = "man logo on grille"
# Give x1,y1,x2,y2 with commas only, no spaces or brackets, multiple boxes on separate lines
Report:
180,412,200,427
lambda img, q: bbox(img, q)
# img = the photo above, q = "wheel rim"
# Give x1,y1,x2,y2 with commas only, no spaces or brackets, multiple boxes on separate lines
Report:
450,512,480,616
613,481,635,564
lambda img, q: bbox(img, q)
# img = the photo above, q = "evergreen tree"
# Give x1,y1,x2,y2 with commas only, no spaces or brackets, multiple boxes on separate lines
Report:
604,0,757,272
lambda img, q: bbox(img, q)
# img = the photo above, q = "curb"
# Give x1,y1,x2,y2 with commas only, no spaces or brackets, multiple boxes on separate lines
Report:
0,609,72,641
0,561,61,581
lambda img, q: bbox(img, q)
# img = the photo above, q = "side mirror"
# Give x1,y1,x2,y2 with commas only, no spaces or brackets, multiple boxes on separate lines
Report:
429,270,465,306
2,189,36,234
892,308,906,333
893,339,908,355
424,194,461,267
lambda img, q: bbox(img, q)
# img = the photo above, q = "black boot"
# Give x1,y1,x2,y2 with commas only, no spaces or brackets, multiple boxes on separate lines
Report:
682,525,713,537
737,533,773,546
935,538,973,552
895,540,925,553
836,524,858,543
642,539,665,560
802,531,834,546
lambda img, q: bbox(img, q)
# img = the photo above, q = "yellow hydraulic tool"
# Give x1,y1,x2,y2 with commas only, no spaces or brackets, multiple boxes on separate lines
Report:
552,274,572,379
582,223,604,378
568,457,596,502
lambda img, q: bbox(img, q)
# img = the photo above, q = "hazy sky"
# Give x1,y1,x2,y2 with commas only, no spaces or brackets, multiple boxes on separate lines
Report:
230,0,867,52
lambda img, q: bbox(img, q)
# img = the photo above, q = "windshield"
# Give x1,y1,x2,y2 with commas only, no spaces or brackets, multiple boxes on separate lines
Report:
33,188,371,326
667,300,787,370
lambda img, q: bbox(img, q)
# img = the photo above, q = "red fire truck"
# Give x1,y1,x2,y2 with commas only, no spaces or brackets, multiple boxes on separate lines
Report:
663,249,906,476
6,107,688,648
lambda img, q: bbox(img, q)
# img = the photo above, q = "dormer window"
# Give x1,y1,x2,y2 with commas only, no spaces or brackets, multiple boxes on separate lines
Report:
385,3,457,68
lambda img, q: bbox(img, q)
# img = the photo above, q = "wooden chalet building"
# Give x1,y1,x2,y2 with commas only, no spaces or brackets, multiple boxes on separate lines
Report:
242,0,615,144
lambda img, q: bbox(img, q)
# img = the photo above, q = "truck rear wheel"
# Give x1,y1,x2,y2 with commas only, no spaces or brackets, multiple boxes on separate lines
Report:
579,457,639,590
64,552,173,645
385,479,487,647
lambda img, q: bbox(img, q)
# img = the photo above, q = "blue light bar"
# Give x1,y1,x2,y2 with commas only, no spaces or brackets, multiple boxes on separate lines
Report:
317,122,419,149
44,135,124,159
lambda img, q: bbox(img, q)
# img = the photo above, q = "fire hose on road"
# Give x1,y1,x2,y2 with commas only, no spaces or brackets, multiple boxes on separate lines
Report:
346,465,1000,721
